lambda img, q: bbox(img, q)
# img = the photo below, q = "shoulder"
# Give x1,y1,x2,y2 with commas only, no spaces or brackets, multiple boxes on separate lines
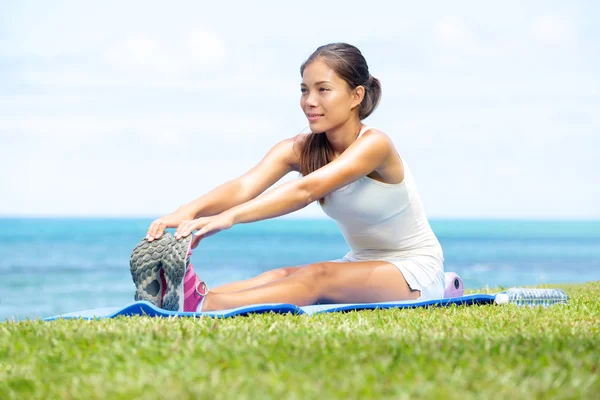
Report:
269,134,309,172
360,127,391,142
292,132,310,150
356,128,395,154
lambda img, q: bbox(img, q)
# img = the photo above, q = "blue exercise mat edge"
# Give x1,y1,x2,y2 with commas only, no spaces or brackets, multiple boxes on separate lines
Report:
44,294,497,321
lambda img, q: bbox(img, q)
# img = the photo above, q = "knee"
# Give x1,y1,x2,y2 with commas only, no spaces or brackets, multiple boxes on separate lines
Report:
262,268,293,281
299,263,330,282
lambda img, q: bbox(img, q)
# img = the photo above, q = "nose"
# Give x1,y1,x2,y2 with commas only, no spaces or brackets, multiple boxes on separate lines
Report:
305,91,318,108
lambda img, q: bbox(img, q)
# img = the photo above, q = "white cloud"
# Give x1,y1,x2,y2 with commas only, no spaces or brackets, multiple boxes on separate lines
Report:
186,30,227,66
0,115,277,140
434,16,475,50
531,16,575,47
103,29,227,76
430,14,583,69
103,36,172,74
0,94,80,110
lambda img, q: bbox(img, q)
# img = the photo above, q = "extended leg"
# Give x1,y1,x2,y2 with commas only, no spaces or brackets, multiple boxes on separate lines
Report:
210,267,301,293
202,261,420,312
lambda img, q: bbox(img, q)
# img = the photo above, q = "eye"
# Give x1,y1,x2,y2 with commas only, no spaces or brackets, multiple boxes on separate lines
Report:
319,88,329,92
300,88,307,93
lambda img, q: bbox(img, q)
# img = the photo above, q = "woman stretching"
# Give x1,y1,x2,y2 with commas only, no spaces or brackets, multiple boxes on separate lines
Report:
135,43,445,313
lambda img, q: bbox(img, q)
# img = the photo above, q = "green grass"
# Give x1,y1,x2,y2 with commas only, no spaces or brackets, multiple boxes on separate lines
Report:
1,282,599,399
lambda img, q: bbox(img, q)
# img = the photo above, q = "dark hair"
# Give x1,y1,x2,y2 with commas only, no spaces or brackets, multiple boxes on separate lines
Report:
298,43,382,204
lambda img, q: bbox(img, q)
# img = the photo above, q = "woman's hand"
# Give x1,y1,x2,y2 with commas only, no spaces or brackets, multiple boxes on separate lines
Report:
146,210,195,242
175,213,235,248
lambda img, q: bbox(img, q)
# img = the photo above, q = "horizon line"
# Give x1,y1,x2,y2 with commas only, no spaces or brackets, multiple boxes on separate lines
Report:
1,214,599,222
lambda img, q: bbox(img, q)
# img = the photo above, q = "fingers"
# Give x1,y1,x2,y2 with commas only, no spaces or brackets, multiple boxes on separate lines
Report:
174,220,190,238
176,219,203,239
146,220,166,242
146,217,203,243
195,224,218,241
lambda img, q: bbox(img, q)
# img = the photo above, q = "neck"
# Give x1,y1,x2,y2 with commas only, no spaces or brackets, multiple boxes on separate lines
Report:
324,119,364,156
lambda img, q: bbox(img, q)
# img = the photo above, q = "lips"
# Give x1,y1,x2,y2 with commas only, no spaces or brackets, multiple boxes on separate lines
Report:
306,113,324,122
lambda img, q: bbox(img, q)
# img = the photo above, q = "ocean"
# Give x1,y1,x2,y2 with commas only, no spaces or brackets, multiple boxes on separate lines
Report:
1,218,599,321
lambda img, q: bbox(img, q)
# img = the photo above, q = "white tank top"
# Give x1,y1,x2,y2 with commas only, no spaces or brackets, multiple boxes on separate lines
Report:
320,126,443,261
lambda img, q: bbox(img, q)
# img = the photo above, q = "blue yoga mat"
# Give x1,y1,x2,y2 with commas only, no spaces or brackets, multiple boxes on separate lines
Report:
44,294,497,321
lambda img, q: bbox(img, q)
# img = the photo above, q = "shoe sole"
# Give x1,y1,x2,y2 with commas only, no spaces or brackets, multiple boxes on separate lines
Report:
129,233,175,306
161,235,193,311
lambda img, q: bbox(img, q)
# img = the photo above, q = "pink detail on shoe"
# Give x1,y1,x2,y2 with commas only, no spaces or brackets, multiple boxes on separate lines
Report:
186,238,193,260
160,269,167,307
182,263,207,312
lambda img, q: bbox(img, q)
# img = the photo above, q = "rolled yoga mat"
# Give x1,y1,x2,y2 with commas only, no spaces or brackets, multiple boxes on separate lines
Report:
444,272,464,298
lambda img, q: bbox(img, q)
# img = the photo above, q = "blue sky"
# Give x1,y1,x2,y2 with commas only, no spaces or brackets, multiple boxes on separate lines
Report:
1,0,598,219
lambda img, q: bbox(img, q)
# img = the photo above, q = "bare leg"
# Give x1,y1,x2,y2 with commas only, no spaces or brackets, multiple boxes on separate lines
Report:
210,267,301,293
202,261,420,312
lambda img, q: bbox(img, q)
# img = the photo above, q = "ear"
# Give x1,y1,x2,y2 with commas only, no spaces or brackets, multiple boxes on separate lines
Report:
350,85,366,109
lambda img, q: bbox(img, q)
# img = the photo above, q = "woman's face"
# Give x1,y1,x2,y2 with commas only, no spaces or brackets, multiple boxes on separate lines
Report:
300,59,361,132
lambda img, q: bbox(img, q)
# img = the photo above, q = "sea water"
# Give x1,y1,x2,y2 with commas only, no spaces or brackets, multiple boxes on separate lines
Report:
0,218,598,321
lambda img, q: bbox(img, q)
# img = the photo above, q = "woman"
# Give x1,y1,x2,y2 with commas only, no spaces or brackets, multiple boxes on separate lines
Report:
136,43,445,313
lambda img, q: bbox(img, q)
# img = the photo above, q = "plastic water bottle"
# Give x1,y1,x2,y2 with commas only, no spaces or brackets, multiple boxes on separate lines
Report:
494,288,568,307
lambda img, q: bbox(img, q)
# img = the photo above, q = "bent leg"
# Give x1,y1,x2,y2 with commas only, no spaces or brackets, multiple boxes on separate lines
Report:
202,261,419,312
210,266,301,293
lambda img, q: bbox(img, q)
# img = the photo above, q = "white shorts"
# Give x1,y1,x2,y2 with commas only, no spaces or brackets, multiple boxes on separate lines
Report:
330,254,445,301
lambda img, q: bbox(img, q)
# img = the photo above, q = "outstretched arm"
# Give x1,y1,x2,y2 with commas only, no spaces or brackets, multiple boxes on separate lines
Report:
181,138,297,218
146,137,297,241
179,131,392,241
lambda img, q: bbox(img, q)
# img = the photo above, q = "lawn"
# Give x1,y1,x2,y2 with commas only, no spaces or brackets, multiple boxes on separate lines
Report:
1,282,599,399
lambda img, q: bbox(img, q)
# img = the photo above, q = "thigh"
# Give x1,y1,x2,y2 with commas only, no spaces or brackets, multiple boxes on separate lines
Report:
256,266,302,281
307,261,420,304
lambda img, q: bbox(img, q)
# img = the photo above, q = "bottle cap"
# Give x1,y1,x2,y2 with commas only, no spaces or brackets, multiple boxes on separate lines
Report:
495,293,509,305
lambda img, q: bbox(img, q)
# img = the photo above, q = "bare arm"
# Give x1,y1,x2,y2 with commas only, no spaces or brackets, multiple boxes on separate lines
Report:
179,138,298,218
146,137,299,240
179,131,393,241
224,131,391,224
